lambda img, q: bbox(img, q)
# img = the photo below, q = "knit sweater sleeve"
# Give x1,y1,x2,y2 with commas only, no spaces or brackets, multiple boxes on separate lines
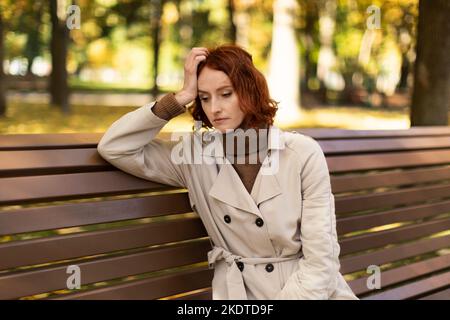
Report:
151,92,187,120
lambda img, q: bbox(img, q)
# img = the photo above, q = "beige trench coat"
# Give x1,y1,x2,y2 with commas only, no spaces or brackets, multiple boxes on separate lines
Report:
97,100,359,300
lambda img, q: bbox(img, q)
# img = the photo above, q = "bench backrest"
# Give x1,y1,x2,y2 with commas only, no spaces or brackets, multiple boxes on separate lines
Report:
0,127,449,300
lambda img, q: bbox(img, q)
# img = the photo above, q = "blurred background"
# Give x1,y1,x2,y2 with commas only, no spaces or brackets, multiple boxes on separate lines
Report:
0,0,448,134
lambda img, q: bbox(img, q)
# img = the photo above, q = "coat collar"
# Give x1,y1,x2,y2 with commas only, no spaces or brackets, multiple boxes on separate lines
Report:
204,125,286,217
199,125,285,158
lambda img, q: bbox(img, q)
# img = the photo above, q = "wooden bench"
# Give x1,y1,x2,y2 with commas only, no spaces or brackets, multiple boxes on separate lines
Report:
0,126,449,300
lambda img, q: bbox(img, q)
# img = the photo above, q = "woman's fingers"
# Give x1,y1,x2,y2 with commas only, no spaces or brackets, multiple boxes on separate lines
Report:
193,47,209,53
190,52,208,63
185,48,208,72
195,55,207,61
179,47,209,100
191,48,209,59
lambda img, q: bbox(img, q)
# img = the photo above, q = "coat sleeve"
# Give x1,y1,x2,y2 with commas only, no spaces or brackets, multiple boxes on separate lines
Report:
97,94,189,188
275,136,341,300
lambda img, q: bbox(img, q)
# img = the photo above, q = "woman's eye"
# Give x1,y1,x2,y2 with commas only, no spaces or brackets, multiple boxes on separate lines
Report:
200,93,231,101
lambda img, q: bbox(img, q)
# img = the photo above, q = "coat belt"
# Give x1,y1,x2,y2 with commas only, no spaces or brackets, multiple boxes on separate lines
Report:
207,246,303,299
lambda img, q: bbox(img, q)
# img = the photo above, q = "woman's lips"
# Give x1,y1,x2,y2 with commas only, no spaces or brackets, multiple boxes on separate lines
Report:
214,118,229,124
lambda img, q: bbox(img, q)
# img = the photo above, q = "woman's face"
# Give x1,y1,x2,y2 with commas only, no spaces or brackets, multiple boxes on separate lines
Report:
197,67,246,133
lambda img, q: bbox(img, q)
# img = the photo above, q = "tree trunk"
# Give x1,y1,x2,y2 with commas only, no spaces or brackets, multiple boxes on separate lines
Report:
150,0,163,99
0,12,6,117
226,0,237,44
410,0,450,126
26,2,43,75
233,3,251,49
316,0,337,96
267,0,302,125
398,52,410,90
301,1,318,92
49,0,70,113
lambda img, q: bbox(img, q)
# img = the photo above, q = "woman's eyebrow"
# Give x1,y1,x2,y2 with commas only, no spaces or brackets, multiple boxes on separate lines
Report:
198,85,232,93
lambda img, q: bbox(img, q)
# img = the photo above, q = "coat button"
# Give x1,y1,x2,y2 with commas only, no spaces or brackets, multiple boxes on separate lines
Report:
236,261,244,272
224,215,231,224
255,217,264,227
265,263,274,272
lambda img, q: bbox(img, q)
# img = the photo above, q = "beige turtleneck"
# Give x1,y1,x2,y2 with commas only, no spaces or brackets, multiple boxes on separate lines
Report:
151,92,269,194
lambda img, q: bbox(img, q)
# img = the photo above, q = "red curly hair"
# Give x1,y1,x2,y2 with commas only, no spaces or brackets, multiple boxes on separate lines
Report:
187,44,279,130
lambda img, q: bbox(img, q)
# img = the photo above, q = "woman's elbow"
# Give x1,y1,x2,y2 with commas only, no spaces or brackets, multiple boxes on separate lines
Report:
97,139,112,160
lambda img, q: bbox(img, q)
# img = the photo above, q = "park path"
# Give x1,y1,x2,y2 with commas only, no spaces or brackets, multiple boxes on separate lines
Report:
7,91,160,107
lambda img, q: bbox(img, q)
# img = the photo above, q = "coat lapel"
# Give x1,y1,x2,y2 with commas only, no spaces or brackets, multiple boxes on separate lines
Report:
250,163,282,207
203,125,286,217
208,159,262,216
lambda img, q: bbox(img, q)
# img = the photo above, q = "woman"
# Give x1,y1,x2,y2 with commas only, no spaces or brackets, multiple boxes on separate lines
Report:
97,45,359,300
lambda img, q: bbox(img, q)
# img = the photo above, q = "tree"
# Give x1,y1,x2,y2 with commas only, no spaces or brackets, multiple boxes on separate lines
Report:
23,1,44,75
267,0,302,126
299,0,319,91
316,0,338,97
150,0,163,98
49,0,69,113
410,0,449,126
0,11,5,116
226,0,237,44
0,0,27,117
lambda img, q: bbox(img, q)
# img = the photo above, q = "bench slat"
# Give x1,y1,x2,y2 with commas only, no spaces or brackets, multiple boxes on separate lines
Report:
0,133,103,151
0,171,179,205
337,200,450,235
0,149,107,177
0,192,192,235
339,217,450,255
362,270,450,300
1,128,449,150
348,254,450,296
295,127,450,139
0,216,207,270
319,136,450,154
340,235,450,274
0,132,170,151
336,183,450,215
332,166,450,193
48,266,214,300
419,288,450,300
1,143,449,177
328,150,450,173
0,240,211,300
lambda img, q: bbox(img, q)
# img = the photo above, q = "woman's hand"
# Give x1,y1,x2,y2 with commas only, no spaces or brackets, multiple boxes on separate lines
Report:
174,47,209,106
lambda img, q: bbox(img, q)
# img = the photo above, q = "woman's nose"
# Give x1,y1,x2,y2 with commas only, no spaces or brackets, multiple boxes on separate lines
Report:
210,101,222,113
